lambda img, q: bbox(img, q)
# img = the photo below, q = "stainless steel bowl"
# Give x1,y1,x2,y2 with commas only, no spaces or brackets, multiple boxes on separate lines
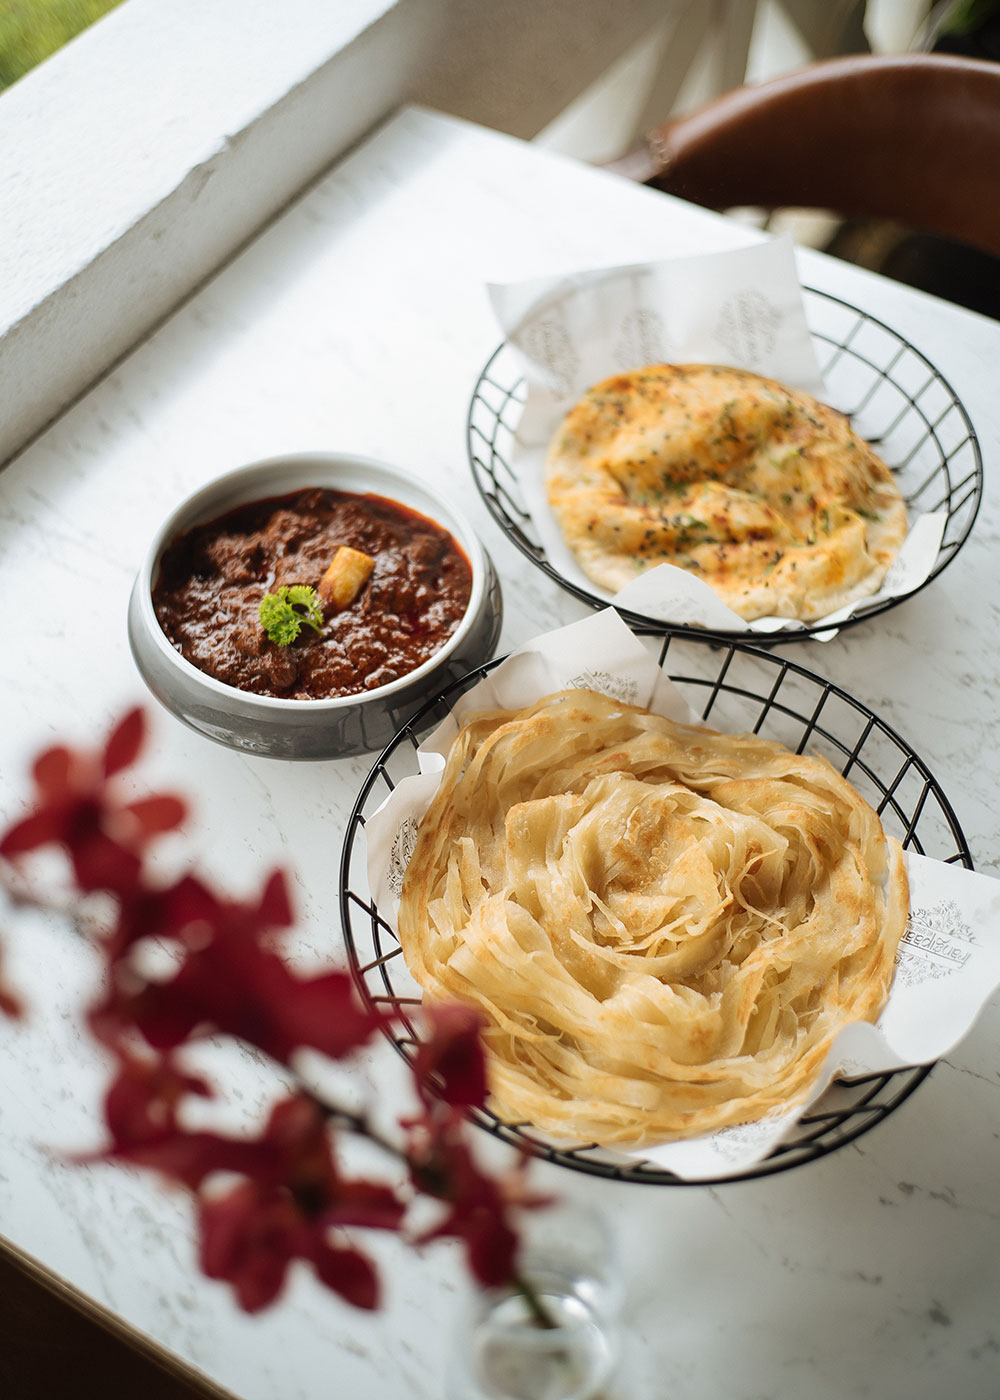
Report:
128,451,503,759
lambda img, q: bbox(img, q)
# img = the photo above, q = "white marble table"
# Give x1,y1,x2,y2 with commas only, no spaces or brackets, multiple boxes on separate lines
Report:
1,106,999,1400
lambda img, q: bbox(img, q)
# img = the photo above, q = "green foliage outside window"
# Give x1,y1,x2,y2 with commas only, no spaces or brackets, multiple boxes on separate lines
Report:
0,0,125,93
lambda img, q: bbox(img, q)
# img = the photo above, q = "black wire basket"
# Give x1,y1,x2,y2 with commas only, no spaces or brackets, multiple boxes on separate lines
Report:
339,631,973,1186
466,287,983,641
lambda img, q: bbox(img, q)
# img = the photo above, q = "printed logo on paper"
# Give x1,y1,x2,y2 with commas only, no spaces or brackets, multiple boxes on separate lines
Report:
715,291,782,366
835,1056,875,1080
520,315,580,399
613,307,669,369
568,670,639,705
709,1115,787,1161
387,817,420,897
660,592,716,625
894,899,976,986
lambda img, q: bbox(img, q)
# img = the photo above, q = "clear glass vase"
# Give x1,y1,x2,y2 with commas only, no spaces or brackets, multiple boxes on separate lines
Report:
446,1202,627,1400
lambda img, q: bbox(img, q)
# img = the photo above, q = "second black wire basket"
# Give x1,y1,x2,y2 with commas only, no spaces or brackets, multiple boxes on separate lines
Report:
339,631,972,1186
466,287,982,641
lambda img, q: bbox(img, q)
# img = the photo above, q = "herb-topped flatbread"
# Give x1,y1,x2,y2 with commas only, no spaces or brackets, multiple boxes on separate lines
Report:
544,364,907,621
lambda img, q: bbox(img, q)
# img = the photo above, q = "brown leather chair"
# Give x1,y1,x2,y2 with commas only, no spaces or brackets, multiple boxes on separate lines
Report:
611,53,1000,261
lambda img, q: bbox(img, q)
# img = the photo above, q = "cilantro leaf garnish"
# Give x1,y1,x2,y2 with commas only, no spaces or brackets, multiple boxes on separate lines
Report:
258,585,324,646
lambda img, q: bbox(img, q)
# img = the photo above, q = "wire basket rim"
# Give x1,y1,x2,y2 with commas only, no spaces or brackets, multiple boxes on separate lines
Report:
339,631,973,1186
466,285,984,641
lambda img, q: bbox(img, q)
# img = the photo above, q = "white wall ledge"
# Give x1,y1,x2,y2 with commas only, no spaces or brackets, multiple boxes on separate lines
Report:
0,0,446,468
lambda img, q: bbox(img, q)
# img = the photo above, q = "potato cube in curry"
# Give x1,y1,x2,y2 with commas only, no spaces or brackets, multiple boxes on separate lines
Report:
319,545,375,611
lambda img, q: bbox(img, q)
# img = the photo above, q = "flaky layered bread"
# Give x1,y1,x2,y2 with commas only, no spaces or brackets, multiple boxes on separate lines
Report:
398,688,909,1146
544,364,907,621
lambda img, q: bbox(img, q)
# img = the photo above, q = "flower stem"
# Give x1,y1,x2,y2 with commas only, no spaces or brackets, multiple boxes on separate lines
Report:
513,1270,558,1329
319,1102,409,1163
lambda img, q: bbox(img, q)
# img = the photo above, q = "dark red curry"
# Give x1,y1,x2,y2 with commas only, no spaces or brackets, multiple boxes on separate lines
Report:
152,488,473,699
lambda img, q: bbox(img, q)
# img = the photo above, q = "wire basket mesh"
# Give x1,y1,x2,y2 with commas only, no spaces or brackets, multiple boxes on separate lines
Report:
466,287,982,640
339,632,972,1186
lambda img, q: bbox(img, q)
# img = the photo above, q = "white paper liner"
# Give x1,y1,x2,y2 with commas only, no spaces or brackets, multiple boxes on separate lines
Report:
486,239,945,640
364,610,999,1182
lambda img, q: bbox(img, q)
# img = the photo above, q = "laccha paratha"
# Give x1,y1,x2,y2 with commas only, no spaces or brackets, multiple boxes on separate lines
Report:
397,688,909,1147
544,364,907,622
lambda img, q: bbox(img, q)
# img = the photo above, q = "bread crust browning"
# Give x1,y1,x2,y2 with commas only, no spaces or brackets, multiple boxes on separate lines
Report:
544,364,907,621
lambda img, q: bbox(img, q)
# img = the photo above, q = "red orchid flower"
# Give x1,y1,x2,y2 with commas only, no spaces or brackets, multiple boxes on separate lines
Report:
0,709,185,895
93,1052,266,1190
199,1179,384,1312
92,871,389,1067
413,1002,488,1110
104,872,222,962
404,1103,553,1291
409,1126,520,1288
191,1097,405,1311
103,1047,214,1147
102,1089,405,1223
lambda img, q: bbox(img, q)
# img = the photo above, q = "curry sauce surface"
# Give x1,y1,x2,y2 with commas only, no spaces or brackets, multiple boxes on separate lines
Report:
153,488,472,699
